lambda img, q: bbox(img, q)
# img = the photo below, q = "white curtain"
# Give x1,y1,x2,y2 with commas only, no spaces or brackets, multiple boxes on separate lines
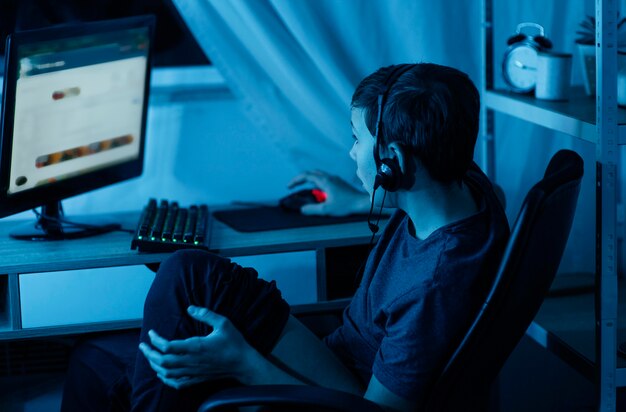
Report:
172,0,623,275
172,0,480,183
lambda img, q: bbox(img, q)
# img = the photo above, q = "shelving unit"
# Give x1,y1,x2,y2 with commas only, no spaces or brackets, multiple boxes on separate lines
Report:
481,1,621,410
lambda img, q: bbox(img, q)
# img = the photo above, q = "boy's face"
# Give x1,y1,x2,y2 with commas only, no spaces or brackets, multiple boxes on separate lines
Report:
349,108,377,196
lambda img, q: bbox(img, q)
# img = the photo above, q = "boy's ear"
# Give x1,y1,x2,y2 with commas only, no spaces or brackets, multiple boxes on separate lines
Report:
387,142,417,190
387,142,407,173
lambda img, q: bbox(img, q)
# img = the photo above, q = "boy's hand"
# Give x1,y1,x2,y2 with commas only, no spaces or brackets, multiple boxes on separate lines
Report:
139,306,255,389
288,170,369,216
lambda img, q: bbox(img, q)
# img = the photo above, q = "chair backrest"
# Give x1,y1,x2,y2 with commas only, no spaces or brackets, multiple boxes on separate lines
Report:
425,149,584,411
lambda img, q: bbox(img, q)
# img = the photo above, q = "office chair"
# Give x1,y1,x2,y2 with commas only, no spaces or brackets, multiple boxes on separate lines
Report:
198,149,584,412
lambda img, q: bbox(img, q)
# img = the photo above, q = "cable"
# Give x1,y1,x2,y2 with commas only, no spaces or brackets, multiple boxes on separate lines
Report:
354,188,388,289
230,200,275,208
31,208,133,234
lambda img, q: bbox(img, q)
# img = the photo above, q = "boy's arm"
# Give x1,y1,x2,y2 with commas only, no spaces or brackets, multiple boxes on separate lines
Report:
267,317,418,412
141,309,415,411
364,375,417,412
140,308,362,395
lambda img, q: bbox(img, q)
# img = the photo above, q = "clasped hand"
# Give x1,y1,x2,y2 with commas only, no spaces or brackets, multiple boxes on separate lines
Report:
139,305,252,389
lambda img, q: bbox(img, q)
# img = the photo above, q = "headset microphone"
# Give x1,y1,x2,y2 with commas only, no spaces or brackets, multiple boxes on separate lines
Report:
368,223,379,234
366,188,387,235
367,199,379,234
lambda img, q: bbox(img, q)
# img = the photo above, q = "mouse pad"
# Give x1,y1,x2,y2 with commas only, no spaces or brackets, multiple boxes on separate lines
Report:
213,206,385,232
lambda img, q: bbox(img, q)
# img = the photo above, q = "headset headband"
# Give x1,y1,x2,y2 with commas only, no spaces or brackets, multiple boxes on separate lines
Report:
374,64,415,167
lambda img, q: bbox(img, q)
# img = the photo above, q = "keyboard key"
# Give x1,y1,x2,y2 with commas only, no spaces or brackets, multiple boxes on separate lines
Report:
161,202,178,240
172,209,187,242
194,205,208,244
137,198,157,237
149,200,169,239
183,205,198,243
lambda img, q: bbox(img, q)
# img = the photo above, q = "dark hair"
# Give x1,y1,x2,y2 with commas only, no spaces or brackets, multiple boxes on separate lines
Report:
351,63,480,185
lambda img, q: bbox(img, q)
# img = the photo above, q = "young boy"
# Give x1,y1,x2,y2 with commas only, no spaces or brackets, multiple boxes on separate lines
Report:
62,63,509,412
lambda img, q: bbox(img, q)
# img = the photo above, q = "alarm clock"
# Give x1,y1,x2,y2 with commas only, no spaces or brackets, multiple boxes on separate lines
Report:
502,22,553,93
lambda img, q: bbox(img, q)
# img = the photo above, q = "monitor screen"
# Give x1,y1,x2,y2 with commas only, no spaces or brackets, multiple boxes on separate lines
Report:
0,16,154,239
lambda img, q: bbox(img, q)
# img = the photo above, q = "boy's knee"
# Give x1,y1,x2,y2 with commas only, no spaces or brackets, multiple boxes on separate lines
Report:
147,250,234,306
155,249,220,283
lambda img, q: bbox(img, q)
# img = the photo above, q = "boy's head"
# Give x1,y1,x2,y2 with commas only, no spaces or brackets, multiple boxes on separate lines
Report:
350,63,480,188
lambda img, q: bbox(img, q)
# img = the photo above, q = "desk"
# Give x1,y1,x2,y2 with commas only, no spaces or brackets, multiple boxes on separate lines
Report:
0,210,383,340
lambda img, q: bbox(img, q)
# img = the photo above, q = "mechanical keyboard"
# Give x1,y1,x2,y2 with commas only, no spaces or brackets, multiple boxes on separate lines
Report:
131,199,210,253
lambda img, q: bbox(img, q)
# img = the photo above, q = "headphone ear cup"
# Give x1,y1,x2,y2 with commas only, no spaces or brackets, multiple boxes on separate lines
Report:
533,36,553,50
506,33,526,45
376,157,402,192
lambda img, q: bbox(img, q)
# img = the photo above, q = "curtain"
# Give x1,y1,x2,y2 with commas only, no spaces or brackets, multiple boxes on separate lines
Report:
172,0,480,183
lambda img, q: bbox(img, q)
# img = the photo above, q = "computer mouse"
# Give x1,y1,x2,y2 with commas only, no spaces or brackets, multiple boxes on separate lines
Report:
279,189,327,212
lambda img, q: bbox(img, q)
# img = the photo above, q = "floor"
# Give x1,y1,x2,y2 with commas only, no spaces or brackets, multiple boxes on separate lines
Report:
0,373,64,412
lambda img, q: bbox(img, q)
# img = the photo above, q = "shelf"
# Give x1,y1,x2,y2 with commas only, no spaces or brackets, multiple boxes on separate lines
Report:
526,279,626,387
0,319,142,341
484,87,626,144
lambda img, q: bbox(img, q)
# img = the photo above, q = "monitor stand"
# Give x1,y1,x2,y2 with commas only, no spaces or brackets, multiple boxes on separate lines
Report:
9,201,121,241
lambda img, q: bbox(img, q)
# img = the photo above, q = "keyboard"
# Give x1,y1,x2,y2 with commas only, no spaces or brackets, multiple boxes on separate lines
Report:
131,199,210,253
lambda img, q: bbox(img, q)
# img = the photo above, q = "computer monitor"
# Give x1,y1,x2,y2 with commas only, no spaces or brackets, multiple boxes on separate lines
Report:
0,16,154,240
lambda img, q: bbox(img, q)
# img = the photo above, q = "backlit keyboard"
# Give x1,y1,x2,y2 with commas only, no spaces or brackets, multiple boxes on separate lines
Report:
131,199,210,253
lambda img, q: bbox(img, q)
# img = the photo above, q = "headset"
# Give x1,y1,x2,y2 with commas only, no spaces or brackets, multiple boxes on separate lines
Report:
367,63,415,234
373,63,415,192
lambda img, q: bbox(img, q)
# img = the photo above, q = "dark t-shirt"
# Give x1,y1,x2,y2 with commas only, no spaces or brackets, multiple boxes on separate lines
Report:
324,165,509,403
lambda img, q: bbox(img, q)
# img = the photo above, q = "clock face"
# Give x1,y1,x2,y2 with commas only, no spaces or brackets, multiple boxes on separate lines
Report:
503,45,538,93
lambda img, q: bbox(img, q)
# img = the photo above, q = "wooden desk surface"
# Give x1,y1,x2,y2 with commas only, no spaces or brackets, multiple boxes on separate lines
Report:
0,209,383,274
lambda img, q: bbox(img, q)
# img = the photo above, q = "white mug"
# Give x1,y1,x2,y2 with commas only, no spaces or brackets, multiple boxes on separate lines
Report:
535,51,573,101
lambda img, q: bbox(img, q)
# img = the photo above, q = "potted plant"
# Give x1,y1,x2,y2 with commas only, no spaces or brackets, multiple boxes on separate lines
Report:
575,14,626,95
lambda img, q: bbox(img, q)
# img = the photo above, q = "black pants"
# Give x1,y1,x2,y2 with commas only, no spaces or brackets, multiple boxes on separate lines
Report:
61,250,291,412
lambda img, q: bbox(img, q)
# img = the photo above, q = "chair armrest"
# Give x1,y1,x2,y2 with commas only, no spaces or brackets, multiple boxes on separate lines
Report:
197,384,384,412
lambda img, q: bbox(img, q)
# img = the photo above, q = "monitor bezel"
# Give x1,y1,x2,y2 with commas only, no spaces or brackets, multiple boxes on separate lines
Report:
0,15,155,218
